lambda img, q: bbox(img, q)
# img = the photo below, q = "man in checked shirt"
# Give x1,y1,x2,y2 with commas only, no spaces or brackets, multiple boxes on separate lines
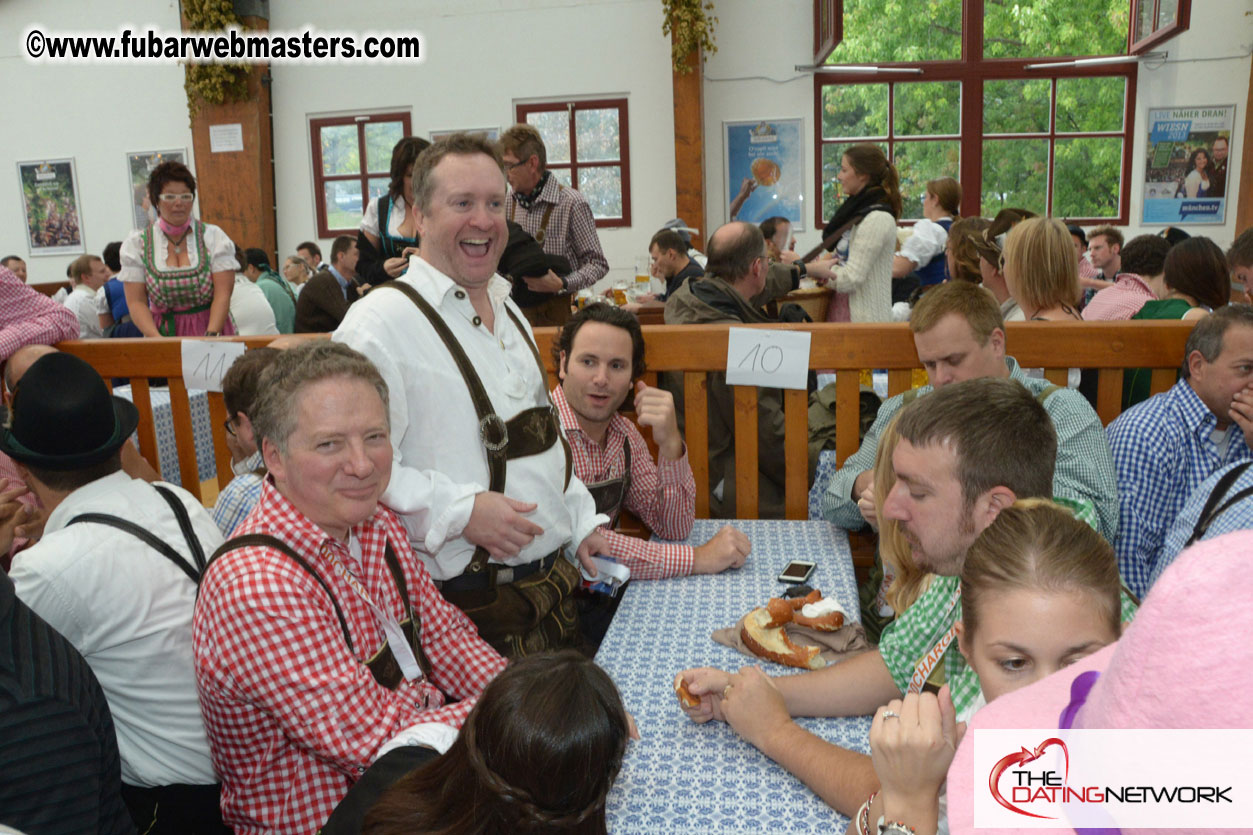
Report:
553,304,751,583
193,341,506,835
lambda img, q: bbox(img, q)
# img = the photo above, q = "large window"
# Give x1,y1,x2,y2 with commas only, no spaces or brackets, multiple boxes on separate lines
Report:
515,99,632,228
310,111,411,238
813,0,1169,226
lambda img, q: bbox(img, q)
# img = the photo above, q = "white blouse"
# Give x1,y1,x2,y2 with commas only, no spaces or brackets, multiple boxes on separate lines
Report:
359,194,409,239
118,222,238,283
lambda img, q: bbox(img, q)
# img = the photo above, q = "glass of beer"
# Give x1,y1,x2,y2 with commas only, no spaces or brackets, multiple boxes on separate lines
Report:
612,281,629,305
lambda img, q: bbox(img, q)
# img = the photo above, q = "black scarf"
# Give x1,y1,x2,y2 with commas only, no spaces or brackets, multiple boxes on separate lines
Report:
821,185,895,249
513,170,551,211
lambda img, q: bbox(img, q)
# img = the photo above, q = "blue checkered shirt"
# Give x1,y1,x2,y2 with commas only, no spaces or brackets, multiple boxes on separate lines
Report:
1150,460,1253,591
1108,379,1252,598
211,452,265,537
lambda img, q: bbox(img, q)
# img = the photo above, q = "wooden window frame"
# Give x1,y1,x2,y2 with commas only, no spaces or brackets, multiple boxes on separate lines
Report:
813,0,1137,227
515,98,632,229
1129,0,1191,54
309,111,411,239
813,0,842,65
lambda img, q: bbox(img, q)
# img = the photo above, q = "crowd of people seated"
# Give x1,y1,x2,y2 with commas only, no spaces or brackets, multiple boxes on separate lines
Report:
0,128,1250,835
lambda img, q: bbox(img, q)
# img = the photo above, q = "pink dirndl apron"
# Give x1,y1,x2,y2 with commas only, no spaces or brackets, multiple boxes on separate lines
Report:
141,220,235,337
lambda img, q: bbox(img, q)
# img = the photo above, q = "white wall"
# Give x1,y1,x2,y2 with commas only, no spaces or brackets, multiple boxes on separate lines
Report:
0,0,194,285
700,0,1253,252
269,0,676,285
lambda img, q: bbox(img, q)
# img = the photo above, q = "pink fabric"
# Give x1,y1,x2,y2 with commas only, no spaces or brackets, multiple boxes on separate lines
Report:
1081,273,1155,321
825,290,851,323
157,217,192,237
0,451,38,567
945,530,1253,834
158,307,236,337
0,266,80,361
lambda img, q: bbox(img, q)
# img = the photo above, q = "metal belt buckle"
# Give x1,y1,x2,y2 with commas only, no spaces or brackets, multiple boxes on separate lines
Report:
479,413,508,452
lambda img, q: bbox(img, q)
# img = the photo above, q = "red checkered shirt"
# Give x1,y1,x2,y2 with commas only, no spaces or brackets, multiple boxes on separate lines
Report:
1081,272,1155,321
553,385,696,579
0,266,79,362
192,479,506,835
507,175,608,292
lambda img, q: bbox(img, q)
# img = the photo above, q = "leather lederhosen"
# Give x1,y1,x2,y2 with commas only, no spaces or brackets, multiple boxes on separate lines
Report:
573,438,633,654
583,438,632,526
205,535,432,691
380,281,581,658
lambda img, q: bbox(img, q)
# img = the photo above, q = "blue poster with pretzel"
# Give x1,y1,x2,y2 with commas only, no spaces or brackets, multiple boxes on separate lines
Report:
1142,105,1234,226
724,119,805,230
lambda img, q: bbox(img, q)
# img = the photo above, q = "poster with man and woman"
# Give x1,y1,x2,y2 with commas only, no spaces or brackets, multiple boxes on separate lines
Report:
1142,104,1235,226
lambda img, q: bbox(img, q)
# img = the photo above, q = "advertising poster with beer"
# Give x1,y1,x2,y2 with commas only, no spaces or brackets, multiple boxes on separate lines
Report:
16,158,85,256
724,119,804,229
1141,104,1234,226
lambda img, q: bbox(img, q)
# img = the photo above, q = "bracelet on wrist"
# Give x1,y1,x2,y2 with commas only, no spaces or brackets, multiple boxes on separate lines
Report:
877,818,918,835
858,791,879,835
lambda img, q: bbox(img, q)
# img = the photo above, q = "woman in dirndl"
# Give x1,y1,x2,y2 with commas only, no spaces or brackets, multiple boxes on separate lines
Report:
119,161,237,337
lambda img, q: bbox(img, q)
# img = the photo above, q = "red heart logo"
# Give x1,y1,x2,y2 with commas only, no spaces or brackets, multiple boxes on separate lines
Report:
988,737,1069,819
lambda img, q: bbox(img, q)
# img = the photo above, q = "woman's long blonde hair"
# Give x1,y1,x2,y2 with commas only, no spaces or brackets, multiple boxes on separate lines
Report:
875,415,933,613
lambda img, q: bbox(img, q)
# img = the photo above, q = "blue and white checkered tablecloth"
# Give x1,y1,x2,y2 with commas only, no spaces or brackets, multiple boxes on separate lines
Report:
114,385,217,485
597,518,871,834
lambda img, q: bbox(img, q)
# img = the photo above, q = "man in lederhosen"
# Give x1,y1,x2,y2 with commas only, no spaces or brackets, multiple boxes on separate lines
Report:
193,341,506,834
334,132,610,660
498,123,609,327
553,304,751,581
2,352,228,834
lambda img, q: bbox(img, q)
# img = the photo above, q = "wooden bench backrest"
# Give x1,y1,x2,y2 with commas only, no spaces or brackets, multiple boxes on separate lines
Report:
59,321,1192,514
533,320,1194,520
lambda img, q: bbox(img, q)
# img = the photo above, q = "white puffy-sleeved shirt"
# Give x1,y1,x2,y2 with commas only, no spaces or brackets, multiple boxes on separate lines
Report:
118,222,238,284
897,216,951,268
9,471,222,788
63,284,103,338
333,256,608,581
360,194,408,239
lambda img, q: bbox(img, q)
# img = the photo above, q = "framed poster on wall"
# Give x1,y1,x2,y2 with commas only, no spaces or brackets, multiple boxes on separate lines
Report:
16,158,85,256
1141,105,1234,226
127,149,188,229
724,119,805,230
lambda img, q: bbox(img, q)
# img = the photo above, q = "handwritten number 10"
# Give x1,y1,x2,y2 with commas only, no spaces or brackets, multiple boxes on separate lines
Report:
737,343,784,373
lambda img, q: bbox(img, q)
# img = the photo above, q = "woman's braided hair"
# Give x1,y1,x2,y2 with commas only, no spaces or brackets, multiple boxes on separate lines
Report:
363,650,629,835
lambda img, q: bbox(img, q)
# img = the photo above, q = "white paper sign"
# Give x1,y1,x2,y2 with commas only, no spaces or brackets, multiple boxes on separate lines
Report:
725,327,811,390
209,123,244,153
181,340,246,393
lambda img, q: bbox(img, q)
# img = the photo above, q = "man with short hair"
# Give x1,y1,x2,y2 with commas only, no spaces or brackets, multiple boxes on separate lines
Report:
821,279,1119,543
1227,228,1253,303
1108,305,1253,597
2,255,28,282
3,352,227,833
554,304,749,579
648,227,704,301
1088,225,1124,282
194,341,506,834
1211,136,1229,198
681,377,1135,815
295,236,361,333
211,347,282,535
664,221,805,518
1082,234,1172,321
243,249,295,334
65,254,109,338
296,240,328,273
334,133,609,658
499,123,609,326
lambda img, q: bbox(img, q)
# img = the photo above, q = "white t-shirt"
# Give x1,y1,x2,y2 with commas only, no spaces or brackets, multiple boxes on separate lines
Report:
63,284,102,338
229,273,279,335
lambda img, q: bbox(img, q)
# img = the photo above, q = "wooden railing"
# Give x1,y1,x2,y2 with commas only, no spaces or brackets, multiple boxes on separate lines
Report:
58,321,1193,518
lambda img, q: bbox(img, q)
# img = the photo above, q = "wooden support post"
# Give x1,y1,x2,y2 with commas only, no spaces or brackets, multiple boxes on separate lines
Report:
671,41,706,249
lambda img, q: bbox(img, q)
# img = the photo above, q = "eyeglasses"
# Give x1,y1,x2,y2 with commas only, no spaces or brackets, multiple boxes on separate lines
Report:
223,417,237,438
503,158,529,171
158,193,195,204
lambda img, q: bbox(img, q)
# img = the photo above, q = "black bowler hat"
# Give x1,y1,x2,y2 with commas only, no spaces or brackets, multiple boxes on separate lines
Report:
0,353,139,471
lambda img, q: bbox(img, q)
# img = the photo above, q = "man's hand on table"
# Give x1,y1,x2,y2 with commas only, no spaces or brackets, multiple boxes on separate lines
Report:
674,666,731,723
856,485,878,531
721,666,794,751
574,529,611,578
463,492,544,559
692,524,751,574
633,380,683,461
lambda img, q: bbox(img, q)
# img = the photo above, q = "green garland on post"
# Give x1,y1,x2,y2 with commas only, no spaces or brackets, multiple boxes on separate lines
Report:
182,0,251,118
662,0,717,74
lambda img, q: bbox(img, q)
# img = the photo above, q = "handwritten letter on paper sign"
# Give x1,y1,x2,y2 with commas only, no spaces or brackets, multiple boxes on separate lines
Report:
182,340,246,393
725,328,811,390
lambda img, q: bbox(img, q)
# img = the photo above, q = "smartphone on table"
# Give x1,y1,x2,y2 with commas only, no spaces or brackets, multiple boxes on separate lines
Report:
777,559,816,585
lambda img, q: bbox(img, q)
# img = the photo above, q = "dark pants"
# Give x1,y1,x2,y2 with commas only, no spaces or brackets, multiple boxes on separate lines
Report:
121,782,232,834
441,557,583,659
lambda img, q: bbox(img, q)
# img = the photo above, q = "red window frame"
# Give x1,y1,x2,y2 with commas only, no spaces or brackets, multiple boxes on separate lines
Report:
813,0,841,65
813,0,1138,228
515,98,632,229
1129,0,1191,53
309,111,411,239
